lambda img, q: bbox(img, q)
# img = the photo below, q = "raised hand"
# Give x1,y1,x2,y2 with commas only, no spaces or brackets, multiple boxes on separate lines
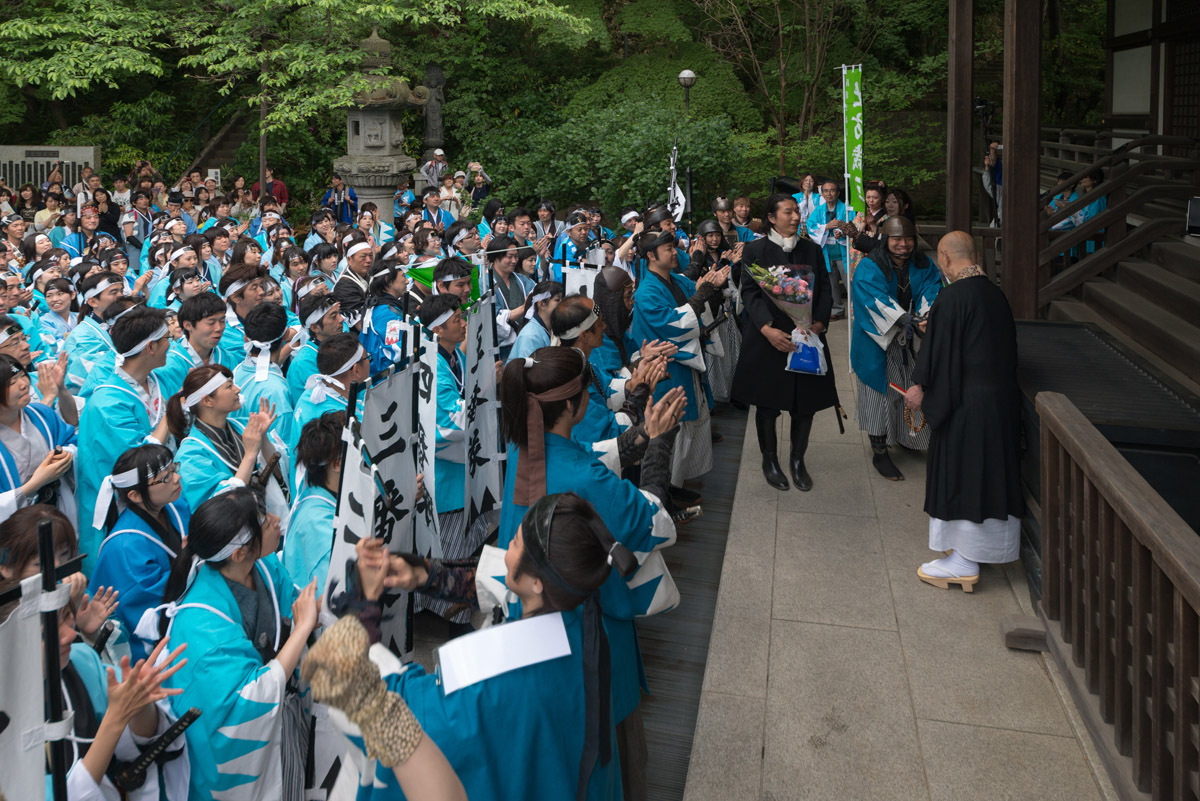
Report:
384,555,428,593
104,639,187,727
355,538,389,602
644,386,686,439
76,585,120,636
291,580,319,635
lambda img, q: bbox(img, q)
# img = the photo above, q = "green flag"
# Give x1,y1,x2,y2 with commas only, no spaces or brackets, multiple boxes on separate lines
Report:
842,65,865,216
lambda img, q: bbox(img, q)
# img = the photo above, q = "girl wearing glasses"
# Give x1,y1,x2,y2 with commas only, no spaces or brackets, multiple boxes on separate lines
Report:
88,443,189,661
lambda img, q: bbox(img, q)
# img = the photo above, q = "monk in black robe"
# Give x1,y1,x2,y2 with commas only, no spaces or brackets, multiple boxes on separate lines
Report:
905,231,1024,591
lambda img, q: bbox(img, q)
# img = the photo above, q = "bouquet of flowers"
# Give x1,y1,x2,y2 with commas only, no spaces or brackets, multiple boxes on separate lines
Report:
746,263,814,330
746,263,827,376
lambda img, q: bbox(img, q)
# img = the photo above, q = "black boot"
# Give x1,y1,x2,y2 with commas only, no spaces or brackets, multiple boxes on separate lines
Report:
789,415,814,491
756,411,789,490
870,434,904,481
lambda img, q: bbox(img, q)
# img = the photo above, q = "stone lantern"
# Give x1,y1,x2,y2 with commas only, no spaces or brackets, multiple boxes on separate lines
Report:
333,29,430,224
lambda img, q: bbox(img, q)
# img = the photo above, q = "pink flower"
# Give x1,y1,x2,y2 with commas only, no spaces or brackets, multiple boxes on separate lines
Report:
772,285,783,295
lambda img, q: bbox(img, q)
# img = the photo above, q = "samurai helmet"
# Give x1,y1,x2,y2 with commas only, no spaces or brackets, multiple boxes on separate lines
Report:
880,216,916,238
712,197,734,212
697,219,722,237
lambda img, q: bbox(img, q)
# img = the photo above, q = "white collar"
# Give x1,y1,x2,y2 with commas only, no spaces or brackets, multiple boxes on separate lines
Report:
767,228,799,253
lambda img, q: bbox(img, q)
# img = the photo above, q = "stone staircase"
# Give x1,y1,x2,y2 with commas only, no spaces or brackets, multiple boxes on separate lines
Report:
1047,239,1200,396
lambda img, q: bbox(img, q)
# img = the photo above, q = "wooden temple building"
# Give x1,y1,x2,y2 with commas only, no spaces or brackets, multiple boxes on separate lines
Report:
943,1,1200,798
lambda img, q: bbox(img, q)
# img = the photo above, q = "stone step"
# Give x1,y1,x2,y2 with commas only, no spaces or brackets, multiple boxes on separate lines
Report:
1080,277,1200,384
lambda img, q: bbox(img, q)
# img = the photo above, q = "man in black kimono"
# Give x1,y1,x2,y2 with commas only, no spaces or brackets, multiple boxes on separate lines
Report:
904,231,1024,591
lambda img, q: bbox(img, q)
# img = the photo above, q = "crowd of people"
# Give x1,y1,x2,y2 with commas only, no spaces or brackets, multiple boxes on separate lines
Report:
0,154,1023,801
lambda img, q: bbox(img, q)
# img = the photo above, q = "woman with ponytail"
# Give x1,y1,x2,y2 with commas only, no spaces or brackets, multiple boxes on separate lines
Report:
150,488,319,801
497,346,685,794
304,492,634,800
167,364,291,526
88,443,189,661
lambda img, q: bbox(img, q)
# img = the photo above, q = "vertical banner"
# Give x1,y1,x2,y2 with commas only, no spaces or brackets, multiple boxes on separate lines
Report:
0,576,49,801
463,292,503,529
842,64,865,374
413,323,442,556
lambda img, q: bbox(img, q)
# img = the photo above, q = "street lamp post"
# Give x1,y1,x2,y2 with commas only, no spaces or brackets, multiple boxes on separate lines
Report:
677,69,697,223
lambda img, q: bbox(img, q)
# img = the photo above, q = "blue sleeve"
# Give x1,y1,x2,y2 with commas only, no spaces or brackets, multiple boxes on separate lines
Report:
177,439,234,511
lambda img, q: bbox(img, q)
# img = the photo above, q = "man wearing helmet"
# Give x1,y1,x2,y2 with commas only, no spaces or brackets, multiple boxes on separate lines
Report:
849,215,942,480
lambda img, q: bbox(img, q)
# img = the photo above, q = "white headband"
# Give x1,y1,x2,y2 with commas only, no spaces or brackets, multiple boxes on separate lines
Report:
0,325,17,346
345,242,371,260
114,323,168,366
208,525,254,563
246,327,288,381
167,247,194,266
620,211,639,226
556,308,598,341
90,456,173,530
428,308,454,329
304,301,336,330
223,278,251,300
341,233,356,246
181,372,228,412
525,291,551,319
298,277,328,300
83,277,121,302
451,228,472,247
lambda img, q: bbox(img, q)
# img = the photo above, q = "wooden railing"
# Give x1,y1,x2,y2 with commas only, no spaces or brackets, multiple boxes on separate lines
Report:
1038,391,1200,801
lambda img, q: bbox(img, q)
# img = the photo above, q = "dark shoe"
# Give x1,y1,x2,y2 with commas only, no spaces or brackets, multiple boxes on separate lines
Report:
869,435,904,481
731,399,749,411
762,453,790,490
790,456,813,491
670,485,703,506
672,505,703,524
789,415,813,491
711,429,724,444
831,311,846,321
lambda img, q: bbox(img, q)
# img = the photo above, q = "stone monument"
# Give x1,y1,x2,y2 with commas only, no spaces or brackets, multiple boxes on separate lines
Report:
333,29,430,224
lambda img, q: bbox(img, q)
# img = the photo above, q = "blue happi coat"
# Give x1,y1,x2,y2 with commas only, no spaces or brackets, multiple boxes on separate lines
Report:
630,271,712,422
64,315,113,394
77,376,164,573
348,609,621,801
154,340,231,399
89,500,190,661
281,484,336,595
0,403,76,521
805,199,854,272
849,250,943,394
163,556,302,801
499,432,677,723
434,345,466,514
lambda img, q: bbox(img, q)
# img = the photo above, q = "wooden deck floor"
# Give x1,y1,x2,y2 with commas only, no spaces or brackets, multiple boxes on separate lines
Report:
638,405,746,800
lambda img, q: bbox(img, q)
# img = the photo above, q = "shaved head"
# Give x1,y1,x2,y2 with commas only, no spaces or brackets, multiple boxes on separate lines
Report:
936,230,980,281
940,231,977,262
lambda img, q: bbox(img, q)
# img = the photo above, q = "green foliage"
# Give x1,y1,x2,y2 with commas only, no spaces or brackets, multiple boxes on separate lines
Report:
0,80,25,128
470,99,738,213
565,44,760,132
0,3,165,98
228,109,347,223
615,0,691,44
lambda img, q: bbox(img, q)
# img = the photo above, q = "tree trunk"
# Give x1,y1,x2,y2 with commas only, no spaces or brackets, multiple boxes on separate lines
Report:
258,97,268,201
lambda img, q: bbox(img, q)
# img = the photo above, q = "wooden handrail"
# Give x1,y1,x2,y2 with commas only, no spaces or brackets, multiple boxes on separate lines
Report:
1040,160,1199,230
1038,392,1200,609
1038,135,1200,204
1037,217,1183,307
1038,391,1200,798
1039,183,1193,256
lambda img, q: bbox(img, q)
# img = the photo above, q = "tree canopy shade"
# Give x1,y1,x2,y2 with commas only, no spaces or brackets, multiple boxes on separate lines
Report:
0,0,1108,220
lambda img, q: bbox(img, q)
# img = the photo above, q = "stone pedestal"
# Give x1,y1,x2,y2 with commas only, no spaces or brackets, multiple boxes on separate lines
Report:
334,29,429,225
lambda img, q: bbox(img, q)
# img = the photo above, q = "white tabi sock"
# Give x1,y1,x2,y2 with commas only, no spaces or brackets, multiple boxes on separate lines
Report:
921,551,979,578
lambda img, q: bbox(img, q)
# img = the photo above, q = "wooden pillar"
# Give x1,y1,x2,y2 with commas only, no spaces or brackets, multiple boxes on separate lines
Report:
946,0,974,232
1001,0,1041,319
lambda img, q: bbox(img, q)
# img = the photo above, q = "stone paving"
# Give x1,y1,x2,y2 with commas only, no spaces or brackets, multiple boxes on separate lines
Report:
682,320,1114,801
